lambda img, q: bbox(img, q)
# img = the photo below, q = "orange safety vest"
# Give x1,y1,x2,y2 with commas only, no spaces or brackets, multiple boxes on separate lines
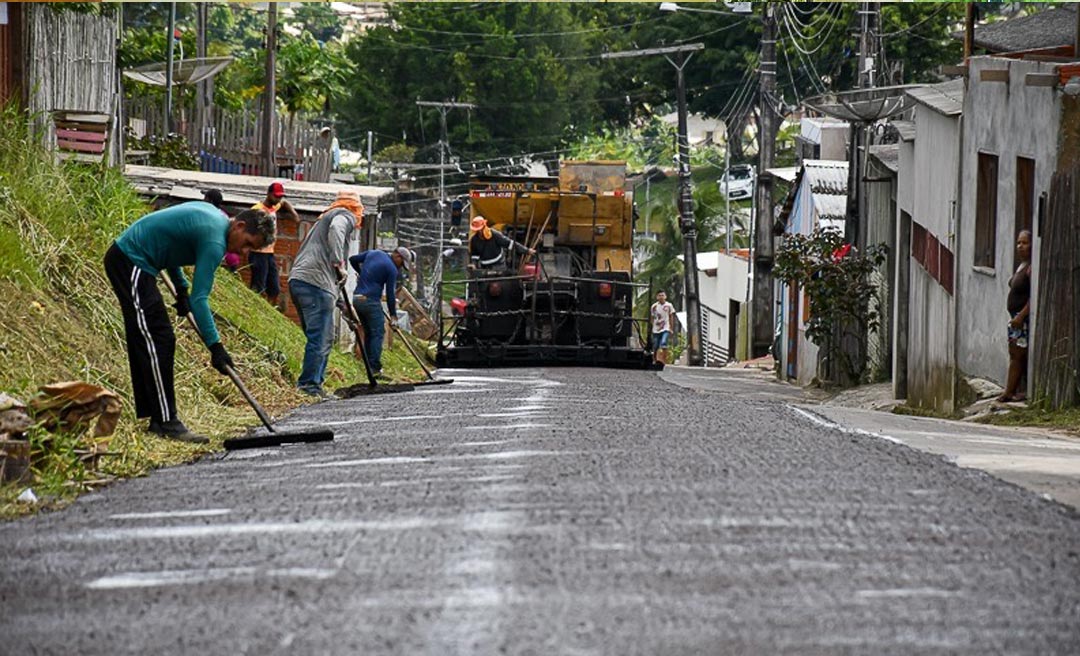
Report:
251,200,281,254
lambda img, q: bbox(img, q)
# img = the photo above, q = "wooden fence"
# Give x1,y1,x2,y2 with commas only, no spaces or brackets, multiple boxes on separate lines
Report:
1033,164,1080,409
125,98,333,183
24,4,120,164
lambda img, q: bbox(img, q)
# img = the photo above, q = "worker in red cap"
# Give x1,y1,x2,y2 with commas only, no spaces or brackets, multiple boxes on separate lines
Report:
469,216,534,270
249,181,297,309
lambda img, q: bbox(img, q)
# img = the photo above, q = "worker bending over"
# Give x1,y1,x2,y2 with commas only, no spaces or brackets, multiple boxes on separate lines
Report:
348,247,413,379
104,203,274,443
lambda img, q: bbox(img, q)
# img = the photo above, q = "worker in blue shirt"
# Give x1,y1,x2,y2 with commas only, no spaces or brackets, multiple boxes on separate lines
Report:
348,246,413,377
104,203,275,443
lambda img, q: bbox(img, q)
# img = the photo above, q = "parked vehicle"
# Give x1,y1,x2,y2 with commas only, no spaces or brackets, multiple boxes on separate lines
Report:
719,163,755,200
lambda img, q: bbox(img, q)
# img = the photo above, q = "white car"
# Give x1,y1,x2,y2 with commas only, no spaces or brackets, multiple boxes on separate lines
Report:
719,164,755,200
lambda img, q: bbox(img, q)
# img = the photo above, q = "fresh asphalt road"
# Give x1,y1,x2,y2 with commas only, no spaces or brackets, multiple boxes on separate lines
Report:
2,368,1079,655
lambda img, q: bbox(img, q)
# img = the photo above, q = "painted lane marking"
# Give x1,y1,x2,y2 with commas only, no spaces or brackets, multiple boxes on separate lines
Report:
109,509,231,520
855,588,959,599
315,474,517,491
681,516,822,529
476,411,546,418
432,375,523,385
474,449,554,460
454,439,519,447
305,452,558,469
410,387,496,395
463,423,553,431
253,458,318,469
305,456,430,468
788,406,905,444
85,567,336,590
317,414,450,427
71,517,448,542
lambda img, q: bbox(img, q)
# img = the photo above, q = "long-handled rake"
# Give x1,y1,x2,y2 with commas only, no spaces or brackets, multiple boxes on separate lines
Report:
382,307,453,387
160,274,333,451
335,281,415,398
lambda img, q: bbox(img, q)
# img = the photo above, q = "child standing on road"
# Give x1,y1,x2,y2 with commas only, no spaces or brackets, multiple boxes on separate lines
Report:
650,290,676,366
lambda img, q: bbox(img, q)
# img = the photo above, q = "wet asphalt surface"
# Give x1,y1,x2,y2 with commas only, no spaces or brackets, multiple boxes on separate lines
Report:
2,367,1080,655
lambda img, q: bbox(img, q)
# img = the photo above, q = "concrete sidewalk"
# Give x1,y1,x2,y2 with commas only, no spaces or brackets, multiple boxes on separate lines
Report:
661,365,1080,510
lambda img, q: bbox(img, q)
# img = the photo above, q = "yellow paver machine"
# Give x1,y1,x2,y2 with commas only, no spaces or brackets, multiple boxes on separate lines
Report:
436,161,657,369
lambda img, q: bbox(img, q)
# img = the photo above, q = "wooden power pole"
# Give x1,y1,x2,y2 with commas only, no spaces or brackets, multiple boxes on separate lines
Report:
195,2,209,152
752,3,777,359
603,43,706,367
261,2,278,178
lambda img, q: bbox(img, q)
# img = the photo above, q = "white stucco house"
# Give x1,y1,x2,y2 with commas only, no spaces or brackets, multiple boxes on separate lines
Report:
693,250,751,366
895,55,1079,411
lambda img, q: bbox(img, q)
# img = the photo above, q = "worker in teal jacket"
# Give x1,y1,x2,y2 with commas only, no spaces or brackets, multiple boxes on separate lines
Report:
104,202,275,443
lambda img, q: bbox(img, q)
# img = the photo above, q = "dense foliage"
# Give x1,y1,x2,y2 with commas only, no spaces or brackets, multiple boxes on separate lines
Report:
118,2,970,172
774,229,889,385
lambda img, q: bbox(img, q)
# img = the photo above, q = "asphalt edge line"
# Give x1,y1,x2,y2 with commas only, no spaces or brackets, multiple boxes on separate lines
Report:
787,405,906,445
787,405,1075,509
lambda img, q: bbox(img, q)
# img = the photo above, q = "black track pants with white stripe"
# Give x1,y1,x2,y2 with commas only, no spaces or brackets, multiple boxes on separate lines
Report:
104,243,177,423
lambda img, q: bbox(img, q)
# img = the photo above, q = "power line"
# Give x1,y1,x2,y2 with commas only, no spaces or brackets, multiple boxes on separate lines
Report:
875,3,951,38
779,3,843,57
390,15,665,40
357,21,751,63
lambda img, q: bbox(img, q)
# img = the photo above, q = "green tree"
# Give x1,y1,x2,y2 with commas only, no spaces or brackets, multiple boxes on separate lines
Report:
287,3,344,44
276,32,354,115
774,228,888,385
635,174,735,311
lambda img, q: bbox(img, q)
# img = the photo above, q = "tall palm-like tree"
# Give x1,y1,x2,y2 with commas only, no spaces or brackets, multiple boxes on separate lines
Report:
635,175,750,311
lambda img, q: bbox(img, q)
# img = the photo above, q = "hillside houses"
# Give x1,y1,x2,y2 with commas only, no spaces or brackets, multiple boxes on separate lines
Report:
771,12,1080,413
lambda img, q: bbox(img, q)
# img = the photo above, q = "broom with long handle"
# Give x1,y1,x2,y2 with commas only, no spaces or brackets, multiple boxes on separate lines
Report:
381,307,453,386
160,273,333,450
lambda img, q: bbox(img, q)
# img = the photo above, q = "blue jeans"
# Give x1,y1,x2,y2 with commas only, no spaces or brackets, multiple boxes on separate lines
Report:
289,279,336,390
652,330,671,351
353,297,386,373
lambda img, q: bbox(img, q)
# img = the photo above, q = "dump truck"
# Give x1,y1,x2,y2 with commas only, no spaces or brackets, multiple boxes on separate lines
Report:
435,160,655,369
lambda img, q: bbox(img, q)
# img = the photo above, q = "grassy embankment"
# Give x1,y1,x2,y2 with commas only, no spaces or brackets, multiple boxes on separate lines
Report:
0,106,428,517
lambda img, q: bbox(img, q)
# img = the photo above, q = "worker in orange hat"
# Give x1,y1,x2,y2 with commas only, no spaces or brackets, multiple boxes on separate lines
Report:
468,216,534,270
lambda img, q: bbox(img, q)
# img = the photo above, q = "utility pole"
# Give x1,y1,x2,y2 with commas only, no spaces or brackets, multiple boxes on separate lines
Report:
195,2,209,151
261,2,278,178
848,2,879,250
857,1,878,89
603,43,705,367
752,3,777,359
724,137,731,252
164,2,176,134
415,100,476,305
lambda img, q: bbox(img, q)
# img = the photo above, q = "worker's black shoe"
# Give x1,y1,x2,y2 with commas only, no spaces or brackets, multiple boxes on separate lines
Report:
148,420,209,445
299,385,333,401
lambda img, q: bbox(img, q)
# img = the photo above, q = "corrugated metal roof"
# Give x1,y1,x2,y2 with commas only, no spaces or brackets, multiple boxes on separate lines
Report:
803,160,849,222
765,167,799,184
955,5,1078,54
892,120,916,142
907,79,965,117
803,160,848,195
814,196,849,222
869,144,900,173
